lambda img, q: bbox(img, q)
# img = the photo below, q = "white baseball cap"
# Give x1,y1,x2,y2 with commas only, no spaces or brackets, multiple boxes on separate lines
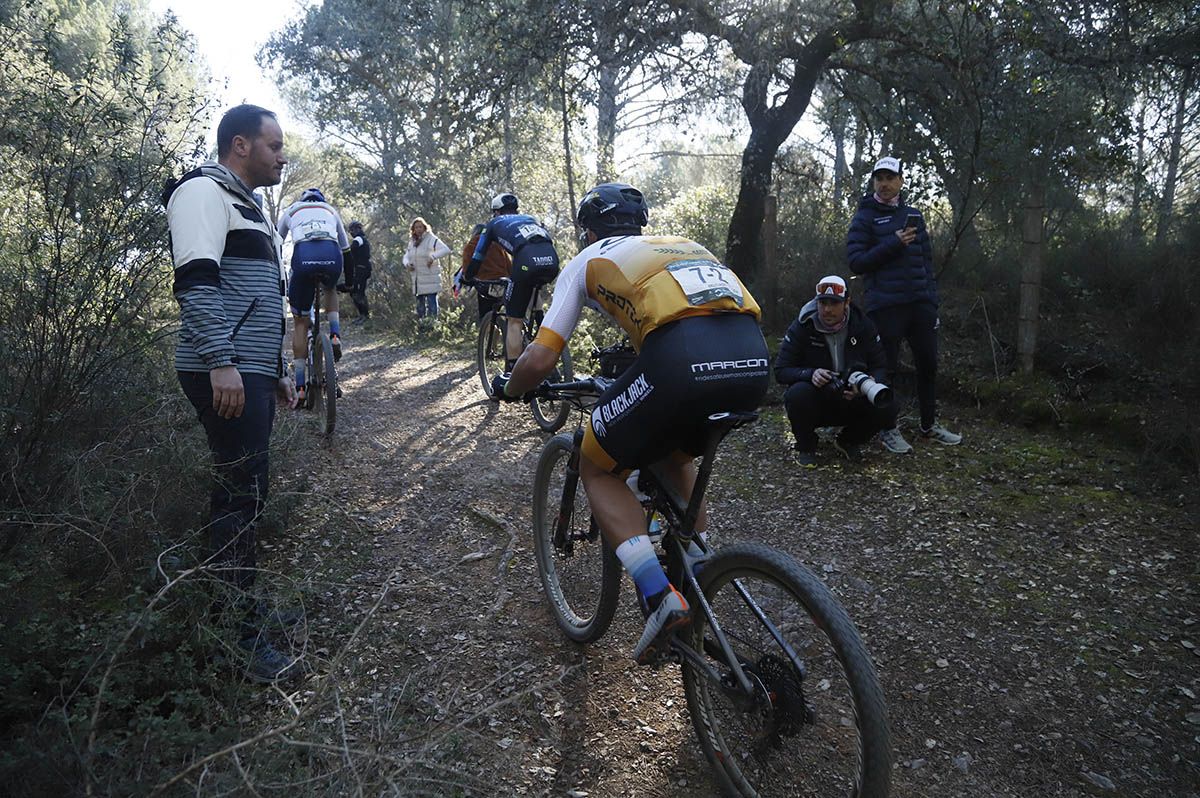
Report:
815,275,848,301
872,156,902,175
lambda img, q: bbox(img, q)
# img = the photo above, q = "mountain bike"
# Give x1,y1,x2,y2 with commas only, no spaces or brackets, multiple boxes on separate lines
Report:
530,377,891,797
302,288,337,435
474,277,574,432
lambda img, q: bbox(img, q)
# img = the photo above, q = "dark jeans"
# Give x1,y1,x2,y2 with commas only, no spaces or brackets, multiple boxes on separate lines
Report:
783,381,898,452
869,301,939,429
350,268,371,318
178,370,277,630
416,292,438,318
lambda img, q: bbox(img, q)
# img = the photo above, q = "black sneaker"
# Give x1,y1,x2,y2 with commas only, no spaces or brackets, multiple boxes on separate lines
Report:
234,637,303,684
253,600,304,630
833,436,864,462
330,334,342,362
792,448,818,468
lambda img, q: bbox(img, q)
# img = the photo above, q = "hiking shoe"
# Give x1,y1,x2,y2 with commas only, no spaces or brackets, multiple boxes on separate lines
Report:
295,386,306,407
234,637,303,684
792,448,818,468
920,423,962,445
253,600,304,630
330,334,342,362
633,586,691,665
879,428,913,454
833,436,864,462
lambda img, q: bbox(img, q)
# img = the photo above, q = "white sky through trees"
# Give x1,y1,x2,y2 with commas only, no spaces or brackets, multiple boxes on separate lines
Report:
148,0,314,146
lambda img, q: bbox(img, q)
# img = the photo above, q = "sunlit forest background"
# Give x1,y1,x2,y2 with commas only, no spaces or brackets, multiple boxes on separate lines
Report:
0,0,1196,793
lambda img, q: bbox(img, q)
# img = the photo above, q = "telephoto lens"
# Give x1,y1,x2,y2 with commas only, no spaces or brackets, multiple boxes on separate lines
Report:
849,371,892,407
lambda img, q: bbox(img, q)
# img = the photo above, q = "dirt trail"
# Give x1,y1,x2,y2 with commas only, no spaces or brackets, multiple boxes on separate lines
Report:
268,332,1197,797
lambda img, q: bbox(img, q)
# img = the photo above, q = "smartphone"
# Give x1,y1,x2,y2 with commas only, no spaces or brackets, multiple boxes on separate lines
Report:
905,212,921,230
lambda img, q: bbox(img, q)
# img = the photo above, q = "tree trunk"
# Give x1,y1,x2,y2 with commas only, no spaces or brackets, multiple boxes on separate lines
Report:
725,131,778,280
596,66,618,182
830,103,849,212
1131,98,1146,232
1017,184,1046,374
1155,64,1193,247
502,91,514,187
760,194,779,329
559,57,578,236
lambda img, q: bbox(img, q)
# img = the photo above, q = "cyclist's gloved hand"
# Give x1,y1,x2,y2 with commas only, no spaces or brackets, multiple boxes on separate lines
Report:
491,373,523,403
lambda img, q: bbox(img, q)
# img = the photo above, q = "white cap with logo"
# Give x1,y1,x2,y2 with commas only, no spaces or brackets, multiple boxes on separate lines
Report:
872,156,902,175
815,275,848,301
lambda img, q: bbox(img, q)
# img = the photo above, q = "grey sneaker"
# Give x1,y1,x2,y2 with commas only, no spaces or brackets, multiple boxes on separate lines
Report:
879,428,913,454
235,637,303,684
633,586,691,665
920,423,962,445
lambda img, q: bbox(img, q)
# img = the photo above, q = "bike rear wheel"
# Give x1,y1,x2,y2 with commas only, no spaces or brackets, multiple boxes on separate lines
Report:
681,542,890,797
531,433,621,643
530,346,575,432
320,332,337,435
477,310,507,398
310,333,325,416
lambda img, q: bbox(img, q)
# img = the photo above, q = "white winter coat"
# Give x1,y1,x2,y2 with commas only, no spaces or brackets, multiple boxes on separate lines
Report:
403,233,452,296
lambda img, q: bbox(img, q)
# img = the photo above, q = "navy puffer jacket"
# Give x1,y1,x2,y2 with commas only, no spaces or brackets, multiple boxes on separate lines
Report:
845,194,938,312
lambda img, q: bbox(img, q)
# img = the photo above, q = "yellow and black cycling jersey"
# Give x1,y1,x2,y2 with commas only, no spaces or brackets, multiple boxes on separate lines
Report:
532,235,761,354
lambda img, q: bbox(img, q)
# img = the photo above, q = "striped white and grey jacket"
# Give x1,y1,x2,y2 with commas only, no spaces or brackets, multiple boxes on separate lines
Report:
163,162,287,379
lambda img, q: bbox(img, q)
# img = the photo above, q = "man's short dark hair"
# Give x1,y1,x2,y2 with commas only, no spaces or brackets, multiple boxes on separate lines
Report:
217,104,277,157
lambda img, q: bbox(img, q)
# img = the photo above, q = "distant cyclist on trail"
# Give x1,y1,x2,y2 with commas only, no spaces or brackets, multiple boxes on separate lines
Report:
493,183,768,664
277,188,350,404
463,192,560,371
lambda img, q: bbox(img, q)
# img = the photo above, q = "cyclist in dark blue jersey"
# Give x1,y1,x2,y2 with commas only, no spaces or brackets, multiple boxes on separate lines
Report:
464,193,560,369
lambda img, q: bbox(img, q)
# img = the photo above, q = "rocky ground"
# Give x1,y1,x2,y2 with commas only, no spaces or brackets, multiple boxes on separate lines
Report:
236,331,1197,797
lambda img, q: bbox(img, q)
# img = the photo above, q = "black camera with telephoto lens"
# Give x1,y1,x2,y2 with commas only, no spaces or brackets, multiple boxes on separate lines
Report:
825,366,892,408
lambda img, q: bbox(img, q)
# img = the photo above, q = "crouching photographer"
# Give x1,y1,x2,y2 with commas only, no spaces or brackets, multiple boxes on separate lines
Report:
775,275,897,466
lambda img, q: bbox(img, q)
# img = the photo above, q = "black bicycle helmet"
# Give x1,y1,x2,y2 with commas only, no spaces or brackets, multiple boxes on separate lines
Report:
490,192,519,212
348,220,364,234
576,183,648,238
299,187,326,203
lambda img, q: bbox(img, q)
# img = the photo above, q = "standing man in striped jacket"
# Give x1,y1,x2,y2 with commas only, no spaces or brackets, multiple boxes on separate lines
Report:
163,104,300,684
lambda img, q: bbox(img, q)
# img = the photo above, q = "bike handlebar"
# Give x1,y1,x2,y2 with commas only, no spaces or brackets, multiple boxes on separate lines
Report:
534,377,610,402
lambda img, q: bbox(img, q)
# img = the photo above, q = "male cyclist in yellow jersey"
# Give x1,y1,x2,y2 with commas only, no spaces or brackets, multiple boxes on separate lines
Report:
495,183,769,664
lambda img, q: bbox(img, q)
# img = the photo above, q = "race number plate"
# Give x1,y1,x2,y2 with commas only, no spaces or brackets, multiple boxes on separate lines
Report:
666,260,744,307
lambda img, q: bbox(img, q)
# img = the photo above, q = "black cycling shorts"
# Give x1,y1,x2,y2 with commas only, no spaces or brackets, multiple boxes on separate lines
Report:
506,241,559,318
581,313,769,474
288,239,343,314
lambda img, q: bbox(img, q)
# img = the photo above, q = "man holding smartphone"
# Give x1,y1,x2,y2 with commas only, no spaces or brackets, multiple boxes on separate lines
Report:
846,156,962,452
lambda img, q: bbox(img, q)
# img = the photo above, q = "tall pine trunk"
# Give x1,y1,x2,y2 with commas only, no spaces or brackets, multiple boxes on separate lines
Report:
1017,184,1046,374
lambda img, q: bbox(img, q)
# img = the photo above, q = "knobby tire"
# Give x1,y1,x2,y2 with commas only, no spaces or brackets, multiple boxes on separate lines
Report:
531,433,621,643
681,542,891,798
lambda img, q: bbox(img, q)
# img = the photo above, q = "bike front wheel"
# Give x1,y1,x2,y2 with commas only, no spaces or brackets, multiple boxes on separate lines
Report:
320,332,337,435
531,433,621,643
681,542,890,797
476,310,507,398
530,346,575,433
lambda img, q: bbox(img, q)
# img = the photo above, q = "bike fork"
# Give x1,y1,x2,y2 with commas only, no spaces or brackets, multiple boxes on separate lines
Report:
554,431,585,553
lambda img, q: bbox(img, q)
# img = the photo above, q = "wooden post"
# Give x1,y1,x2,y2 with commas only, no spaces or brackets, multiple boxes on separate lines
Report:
761,194,779,330
1017,184,1045,374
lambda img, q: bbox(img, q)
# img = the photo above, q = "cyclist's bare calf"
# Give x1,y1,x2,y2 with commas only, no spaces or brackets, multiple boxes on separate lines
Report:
579,451,706,549
291,284,339,362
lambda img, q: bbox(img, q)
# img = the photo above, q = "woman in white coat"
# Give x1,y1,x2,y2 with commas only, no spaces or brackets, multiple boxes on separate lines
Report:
402,217,452,319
